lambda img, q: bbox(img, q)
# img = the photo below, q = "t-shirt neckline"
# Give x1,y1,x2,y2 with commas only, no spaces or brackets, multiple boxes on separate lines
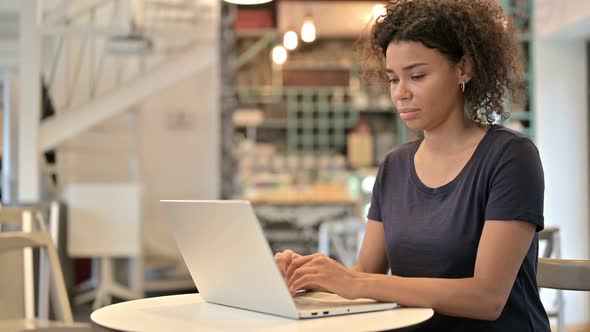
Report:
410,125,496,195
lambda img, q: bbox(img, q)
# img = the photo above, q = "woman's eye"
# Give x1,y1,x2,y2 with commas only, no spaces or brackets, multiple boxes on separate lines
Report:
411,74,426,80
388,77,399,84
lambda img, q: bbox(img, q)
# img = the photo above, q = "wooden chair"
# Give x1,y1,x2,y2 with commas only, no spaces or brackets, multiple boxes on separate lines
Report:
538,258,590,291
538,226,566,331
537,257,590,332
0,206,90,332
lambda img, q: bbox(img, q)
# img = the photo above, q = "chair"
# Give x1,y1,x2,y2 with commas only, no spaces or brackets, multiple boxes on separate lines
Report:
537,258,590,291
0,204,70,320
537,257,590,332
318,218,365,267
538,227,565,332
0,208,47,321
0,231,90,331
539,227,560,260
0,203,90,331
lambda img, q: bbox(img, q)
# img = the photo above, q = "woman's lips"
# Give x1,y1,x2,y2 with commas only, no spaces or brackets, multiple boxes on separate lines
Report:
398,109,419,120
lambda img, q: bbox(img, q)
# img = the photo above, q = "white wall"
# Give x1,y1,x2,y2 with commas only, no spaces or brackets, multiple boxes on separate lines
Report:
45,0,221,258
535,39,590,325
536,0,590,38
137,0,221,258
138,67,220,257
534,1,590,325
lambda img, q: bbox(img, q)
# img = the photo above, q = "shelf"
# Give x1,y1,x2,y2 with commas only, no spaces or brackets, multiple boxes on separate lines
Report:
235,28,277,38
235,119,287,129
232,0,534,153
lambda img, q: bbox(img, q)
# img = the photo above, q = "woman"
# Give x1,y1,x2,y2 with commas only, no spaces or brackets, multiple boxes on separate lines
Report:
275,0,550,330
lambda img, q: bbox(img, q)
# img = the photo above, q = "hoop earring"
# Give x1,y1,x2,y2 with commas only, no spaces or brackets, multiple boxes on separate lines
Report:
460,82,465,93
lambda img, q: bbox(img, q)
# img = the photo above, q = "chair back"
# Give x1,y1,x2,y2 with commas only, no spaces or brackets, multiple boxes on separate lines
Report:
539,226,559,258
537,257,590,291
0,231,73,323
0,205,62,321
0,208,36,320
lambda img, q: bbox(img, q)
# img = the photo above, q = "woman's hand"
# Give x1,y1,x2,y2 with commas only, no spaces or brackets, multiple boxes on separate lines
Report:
285,253,363,299
274,249,302,277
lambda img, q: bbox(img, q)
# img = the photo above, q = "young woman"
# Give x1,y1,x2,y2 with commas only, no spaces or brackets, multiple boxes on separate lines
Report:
274,0,550,330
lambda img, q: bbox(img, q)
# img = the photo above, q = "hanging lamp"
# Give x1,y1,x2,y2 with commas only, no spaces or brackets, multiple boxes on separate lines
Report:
301,17,316,43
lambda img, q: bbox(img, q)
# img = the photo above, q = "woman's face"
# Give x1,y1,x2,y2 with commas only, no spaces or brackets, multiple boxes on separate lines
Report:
385,41,464,131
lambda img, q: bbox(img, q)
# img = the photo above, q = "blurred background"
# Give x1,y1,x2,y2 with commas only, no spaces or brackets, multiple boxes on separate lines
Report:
0,0,588,331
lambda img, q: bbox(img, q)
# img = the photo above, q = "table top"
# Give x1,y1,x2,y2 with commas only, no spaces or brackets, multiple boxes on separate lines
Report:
91,294,434,332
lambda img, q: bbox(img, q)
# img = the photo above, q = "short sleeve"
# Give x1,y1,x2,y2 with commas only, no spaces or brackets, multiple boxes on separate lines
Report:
367,161,387,222
485,139,545,231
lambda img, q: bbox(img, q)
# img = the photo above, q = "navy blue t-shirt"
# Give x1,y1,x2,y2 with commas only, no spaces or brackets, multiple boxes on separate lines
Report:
367,125,550,331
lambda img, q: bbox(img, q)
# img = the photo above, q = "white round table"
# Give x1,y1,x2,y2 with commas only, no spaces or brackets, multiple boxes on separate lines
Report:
91,294,434,332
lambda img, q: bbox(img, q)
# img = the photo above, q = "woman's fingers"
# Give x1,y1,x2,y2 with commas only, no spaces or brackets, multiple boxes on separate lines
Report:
289,271,322,294
274,249,299,276
274,252,286,275
287,266,317,286
285,254,317,281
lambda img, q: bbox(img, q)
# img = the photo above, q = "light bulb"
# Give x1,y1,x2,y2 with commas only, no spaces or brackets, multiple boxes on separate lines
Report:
372,4,387,20
361,176,376,194
271,45,288,65
223,0,273,4
301,18,316,43
283,30,298,50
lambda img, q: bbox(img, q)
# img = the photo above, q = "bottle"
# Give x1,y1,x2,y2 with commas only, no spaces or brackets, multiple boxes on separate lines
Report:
347,119,374,168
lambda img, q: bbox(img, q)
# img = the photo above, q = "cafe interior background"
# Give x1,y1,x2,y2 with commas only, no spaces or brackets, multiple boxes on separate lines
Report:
0,0,589,330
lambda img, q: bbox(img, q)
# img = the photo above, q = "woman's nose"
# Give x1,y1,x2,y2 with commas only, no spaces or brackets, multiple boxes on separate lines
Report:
391,81,411,102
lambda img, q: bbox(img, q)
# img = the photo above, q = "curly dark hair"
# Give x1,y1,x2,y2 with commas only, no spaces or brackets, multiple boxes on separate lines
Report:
360,0,525,125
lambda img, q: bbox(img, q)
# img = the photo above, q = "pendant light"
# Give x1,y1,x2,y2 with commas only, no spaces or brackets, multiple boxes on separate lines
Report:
301,16,316,43
271,45,288,65
283,30,298,50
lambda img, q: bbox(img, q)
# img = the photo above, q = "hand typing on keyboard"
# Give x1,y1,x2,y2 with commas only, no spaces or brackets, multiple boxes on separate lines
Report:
283,252,363,300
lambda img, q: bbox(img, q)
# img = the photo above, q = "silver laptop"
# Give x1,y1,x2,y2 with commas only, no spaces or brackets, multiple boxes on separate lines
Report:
160,200,397,319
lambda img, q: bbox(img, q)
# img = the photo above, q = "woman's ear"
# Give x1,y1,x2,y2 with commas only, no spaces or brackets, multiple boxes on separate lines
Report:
457,55,474,84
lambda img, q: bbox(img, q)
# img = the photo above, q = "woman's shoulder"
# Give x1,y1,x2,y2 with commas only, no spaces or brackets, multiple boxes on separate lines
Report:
485,125,539,157
489,125,536,146
485,125,542,170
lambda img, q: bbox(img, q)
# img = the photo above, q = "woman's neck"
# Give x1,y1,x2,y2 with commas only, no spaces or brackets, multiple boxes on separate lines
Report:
421,113,488,156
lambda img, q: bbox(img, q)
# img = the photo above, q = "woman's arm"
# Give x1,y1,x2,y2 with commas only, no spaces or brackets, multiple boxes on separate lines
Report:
351,220,390,274
287,219,535,320
355,220,536,320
